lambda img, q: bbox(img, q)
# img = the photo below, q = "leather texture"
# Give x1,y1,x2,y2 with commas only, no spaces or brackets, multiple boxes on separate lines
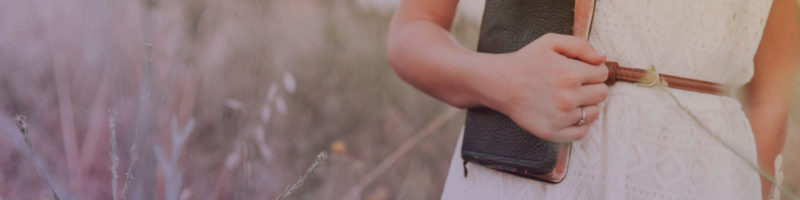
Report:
461,0,576,183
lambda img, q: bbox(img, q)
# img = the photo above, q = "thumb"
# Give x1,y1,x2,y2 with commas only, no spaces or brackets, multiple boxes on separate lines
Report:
545,34,606,65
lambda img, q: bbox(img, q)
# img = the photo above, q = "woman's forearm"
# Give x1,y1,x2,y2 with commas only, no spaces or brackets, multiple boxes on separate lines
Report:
387,19,490,108
748,0,800,197
747,103,789,175
747,99,791,198
387,1,610,142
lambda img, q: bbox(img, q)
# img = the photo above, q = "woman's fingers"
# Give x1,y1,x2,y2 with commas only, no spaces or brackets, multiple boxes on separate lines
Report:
557,104,601,129
575,83,609,106
551,104,601,142
551,125,590,143
495,33,610,143
509,103,600,143
580,62,609,84
562,58,608,85
575,104,601,126
544,33,606,65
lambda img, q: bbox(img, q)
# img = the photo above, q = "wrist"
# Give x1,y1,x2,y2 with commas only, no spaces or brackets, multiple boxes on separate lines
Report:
460,52,513,112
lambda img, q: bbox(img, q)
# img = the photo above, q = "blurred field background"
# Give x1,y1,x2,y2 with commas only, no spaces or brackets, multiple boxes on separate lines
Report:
0,0,799,199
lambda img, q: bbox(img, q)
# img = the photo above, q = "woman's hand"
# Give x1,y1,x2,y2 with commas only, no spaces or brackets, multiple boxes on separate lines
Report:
471,33,608,143
387,0,608,143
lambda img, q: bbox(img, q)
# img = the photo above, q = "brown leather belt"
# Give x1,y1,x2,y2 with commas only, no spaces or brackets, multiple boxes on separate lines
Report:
604,61,728,96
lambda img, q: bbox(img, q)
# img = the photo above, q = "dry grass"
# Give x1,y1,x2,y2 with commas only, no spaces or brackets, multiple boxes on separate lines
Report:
275,151,328,200
14,115,62,200
0,0,798,199
0,0,474,199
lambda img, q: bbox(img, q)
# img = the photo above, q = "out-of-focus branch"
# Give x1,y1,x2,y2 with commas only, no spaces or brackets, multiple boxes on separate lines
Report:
16,116,60,200
129,42,155,200
274,152,328,200
109,110,120,200
120,138,138,200
0,113,73,200
52,49,84,196
80,66,111,168
155,116,196,200
342,107,461,200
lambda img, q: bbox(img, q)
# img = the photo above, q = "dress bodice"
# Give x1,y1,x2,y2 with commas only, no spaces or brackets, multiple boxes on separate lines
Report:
589,0,773,87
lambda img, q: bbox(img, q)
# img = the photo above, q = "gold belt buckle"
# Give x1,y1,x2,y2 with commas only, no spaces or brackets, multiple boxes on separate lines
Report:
634,66,668,87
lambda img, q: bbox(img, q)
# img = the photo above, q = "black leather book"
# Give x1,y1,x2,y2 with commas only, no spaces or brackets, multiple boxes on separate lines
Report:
461,0,577,183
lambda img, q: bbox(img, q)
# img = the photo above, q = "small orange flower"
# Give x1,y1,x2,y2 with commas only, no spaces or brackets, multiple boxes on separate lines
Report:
330,140,347,154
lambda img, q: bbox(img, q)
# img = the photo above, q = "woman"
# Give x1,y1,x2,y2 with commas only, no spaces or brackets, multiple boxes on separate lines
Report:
387,0,799,199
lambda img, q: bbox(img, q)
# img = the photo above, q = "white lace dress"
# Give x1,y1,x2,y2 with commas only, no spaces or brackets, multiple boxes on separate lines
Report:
442,0,774,199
